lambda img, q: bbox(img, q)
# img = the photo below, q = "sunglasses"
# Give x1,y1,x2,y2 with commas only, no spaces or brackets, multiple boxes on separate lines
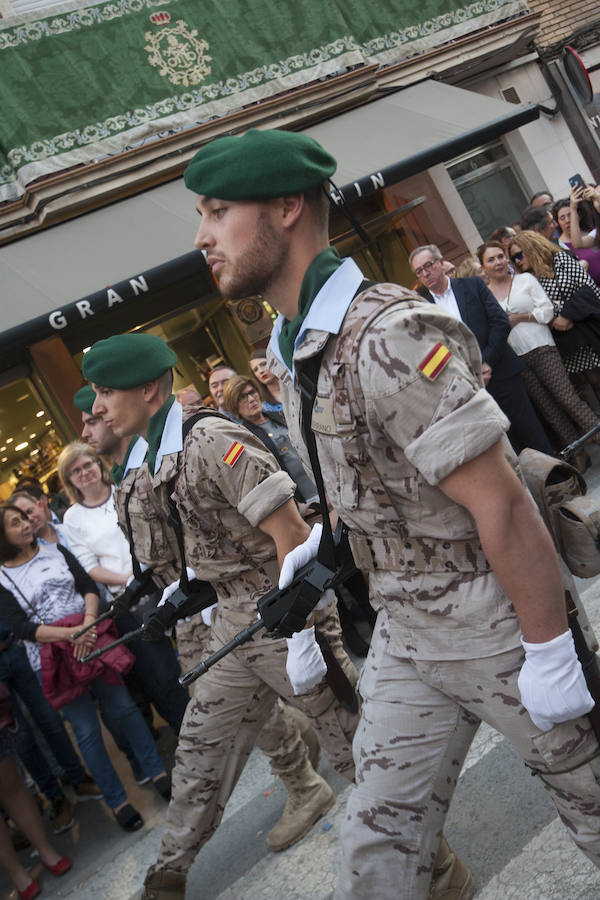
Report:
511,251,524,263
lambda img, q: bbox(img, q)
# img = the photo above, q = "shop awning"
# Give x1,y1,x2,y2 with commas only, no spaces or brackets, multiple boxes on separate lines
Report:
0,79,539,356
305,79,540,204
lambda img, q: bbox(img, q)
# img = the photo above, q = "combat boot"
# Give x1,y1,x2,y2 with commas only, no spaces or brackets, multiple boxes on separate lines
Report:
267,759,335,852
428,836,475,900
284,703,321,770
141,866,187,900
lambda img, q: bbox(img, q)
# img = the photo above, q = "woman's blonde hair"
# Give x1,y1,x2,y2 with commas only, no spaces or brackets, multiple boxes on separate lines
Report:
57,442,112,504
223,375,264,417
509,230,557,279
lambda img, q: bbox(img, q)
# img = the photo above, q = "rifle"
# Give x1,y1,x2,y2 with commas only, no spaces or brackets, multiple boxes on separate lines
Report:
72,569,156,639
561,422,600,460
81,578,217,662
566,590,600,742
179,522,359,693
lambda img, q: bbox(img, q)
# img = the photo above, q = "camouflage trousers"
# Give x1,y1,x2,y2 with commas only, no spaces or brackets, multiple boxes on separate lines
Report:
156,604,359,873
336,612,600,900
175,611,325,780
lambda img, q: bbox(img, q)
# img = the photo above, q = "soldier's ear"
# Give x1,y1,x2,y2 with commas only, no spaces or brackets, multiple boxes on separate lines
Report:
280,194,304,229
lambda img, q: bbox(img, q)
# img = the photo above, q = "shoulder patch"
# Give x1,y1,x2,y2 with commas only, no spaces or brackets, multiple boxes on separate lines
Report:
223,441,245,467
418,343,452,381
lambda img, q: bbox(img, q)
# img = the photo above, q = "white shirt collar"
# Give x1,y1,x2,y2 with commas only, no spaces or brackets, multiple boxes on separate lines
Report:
122,435,149,480
268,257,364,376
153,399,183,476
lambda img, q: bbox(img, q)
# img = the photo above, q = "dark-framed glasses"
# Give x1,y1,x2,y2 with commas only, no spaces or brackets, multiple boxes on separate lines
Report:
413,260,437,278
511,251,524,263
238,388,260,403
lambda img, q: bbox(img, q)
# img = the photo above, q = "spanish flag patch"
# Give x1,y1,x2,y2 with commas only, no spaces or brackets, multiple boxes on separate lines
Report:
418,342,452,380
223,441,245,467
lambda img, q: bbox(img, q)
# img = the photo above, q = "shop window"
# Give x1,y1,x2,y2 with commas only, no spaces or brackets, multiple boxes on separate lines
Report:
0,377,64,499
447,142,529,241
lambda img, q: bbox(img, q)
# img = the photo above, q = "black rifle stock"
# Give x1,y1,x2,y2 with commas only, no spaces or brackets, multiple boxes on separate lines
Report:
566,590,600,742
179,533,359,689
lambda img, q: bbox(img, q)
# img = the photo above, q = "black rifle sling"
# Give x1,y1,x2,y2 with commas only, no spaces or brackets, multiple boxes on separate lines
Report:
297,278,373,571
123,490,144,581
166,411,221,594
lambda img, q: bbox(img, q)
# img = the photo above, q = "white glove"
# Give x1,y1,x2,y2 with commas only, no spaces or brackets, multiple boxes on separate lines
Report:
279,524,322,589
518,629,594,731
157,568,196,607
285,626,327,695
201,603,217,626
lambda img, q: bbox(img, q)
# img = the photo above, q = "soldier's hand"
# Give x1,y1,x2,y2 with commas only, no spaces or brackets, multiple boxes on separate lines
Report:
279,524,322,588
518,630,594,731
158,569,196,607
285,625,327,694
142,605,174,642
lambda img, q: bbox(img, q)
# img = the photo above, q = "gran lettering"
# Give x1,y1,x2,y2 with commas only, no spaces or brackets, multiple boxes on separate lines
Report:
48,275,149,331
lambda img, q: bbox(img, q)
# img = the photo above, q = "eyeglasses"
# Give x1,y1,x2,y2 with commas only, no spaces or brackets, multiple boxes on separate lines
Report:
69,460,97,479
238,388,260,403
413,260,438,278
510,251,524,263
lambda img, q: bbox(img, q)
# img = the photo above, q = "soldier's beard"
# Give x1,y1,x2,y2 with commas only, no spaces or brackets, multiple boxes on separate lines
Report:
218,209,287,301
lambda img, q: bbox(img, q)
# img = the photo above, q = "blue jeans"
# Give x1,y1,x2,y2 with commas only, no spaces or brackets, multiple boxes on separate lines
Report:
0,642,86,789
59,676,165,808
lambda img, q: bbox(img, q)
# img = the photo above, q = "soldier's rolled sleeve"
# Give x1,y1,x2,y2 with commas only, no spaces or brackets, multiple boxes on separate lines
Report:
362,306,509,485
238,470,296,527
185,418,295,524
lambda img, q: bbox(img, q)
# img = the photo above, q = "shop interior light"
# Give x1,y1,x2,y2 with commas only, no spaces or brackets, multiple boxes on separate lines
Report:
1,458,6,463
36,410,44,417
29,433,36,439
15,442,28,451
82,347,91,353
6,438,13,444
44,420,51,426
30,449,39,456
0,446,5,452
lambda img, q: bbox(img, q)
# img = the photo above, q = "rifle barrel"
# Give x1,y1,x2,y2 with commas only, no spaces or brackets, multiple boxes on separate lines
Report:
179,619,265,687
72,607,115,640
561,422,600,459
80,626,143,663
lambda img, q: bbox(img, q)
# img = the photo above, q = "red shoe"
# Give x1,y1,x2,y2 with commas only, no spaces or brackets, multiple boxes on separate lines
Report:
42,855,72,876
17,879,40,900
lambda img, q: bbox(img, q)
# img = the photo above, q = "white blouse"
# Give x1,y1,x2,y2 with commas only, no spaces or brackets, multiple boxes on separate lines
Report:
62,487,131,595
493,272,555,356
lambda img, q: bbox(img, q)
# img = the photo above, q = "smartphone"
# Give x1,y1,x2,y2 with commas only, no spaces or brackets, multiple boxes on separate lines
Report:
569,173,586,190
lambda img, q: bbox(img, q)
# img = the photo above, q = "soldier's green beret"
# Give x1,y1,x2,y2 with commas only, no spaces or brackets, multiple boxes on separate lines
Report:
82,333,178,389
184,128,337,200
73,385,96,414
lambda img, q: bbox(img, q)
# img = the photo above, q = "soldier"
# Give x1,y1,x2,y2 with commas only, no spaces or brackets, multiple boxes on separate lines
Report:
184,128,600,899
82,335,359,899
76,378,335,855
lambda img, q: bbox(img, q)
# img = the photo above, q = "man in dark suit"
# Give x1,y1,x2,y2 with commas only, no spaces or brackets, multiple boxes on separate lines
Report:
410,244,554,455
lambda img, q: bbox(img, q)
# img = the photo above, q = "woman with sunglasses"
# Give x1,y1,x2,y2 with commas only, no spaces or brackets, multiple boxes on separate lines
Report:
508,231,600,404
479,240,599,464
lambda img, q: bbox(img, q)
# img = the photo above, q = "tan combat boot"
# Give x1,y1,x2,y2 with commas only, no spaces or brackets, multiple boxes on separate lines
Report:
428,836,475,900
284,703,321,770
267,759,335,852
141,866,187,900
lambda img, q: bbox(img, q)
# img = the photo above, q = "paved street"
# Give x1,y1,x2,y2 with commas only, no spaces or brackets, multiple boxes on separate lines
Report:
3,446,600,900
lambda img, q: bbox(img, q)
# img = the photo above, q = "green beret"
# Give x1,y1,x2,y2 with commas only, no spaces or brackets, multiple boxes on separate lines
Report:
184,128,337,200
82,334,178,389
73,384,96,414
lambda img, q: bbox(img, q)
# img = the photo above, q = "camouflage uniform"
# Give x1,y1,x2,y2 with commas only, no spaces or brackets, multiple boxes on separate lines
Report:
115,408,358,874
268,275,600,899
